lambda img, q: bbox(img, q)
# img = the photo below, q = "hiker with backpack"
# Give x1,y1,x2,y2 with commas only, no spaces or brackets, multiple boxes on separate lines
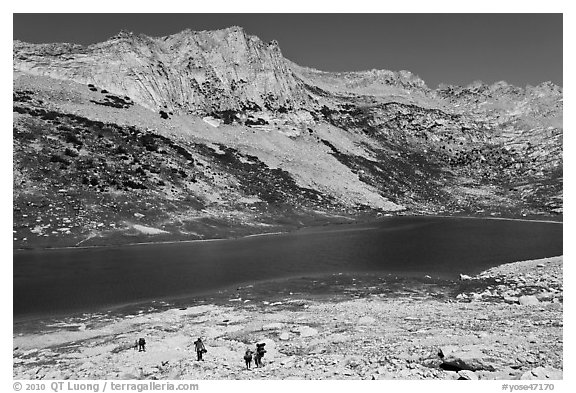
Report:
194,337,207,361
254,342,266,367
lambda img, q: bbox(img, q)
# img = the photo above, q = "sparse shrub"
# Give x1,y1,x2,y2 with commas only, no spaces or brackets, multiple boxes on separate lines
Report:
172,145,193,161
41,111,60,121
90,95,133,109
115,145,128,155
123,179,147,189
141,134,159,152
13,106,28,115
64,148,79,157
245,117,268,126
13,92,32,102
320,105,334,119
50,154,70,165
213,110,237,125
145,144,158,152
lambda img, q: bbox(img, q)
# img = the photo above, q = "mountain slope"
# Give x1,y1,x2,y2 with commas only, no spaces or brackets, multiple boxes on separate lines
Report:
12,27,562,248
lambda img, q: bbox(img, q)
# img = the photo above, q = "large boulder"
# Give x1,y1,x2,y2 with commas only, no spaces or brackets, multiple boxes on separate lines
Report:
278,332,291,341
439,346,496,372
458,370,479,380
518,295,540,306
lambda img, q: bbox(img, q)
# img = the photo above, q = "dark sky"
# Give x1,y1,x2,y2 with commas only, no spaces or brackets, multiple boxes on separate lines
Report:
13,14,562,88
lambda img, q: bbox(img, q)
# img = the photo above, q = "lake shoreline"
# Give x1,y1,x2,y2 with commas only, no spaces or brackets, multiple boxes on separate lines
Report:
13,212,563,252
14,216,563,322
13,256,563,380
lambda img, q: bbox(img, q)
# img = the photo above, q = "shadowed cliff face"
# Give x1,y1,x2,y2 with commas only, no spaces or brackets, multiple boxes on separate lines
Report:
12,27,562,248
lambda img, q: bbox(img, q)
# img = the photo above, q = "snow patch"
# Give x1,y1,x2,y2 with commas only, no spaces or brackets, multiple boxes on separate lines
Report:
132,224,169,235
202,116,221,128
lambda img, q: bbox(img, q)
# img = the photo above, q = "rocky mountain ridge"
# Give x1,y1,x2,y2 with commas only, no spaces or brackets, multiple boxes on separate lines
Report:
15,27,562,119
14,27,314,118
12,27,562,248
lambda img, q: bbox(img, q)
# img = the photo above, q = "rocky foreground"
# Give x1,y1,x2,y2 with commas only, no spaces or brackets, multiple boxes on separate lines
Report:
13,256,562,380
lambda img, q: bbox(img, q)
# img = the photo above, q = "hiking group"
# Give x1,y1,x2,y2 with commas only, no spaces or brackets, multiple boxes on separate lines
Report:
138,336,267,370
244,342,267,370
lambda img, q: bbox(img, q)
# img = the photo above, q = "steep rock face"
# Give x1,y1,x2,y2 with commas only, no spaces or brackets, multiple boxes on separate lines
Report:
14,27,313,117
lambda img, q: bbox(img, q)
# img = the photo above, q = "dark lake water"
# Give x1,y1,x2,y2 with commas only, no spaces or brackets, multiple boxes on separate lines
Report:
13,216,562,320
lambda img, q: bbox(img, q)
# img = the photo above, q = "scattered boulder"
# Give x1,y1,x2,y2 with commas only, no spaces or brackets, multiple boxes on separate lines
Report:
522,366,563,380
442,370,460,380
536,291,554,301
439,347,496,372
278,332,290,341
470,293,483,301
344,355,362,368
458,370,479,380
503,296,519,304
459,274,472,281
518,295,540,306
421,355,443,369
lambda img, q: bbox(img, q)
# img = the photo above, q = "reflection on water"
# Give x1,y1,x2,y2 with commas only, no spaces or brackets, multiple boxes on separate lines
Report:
14,216,562,320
